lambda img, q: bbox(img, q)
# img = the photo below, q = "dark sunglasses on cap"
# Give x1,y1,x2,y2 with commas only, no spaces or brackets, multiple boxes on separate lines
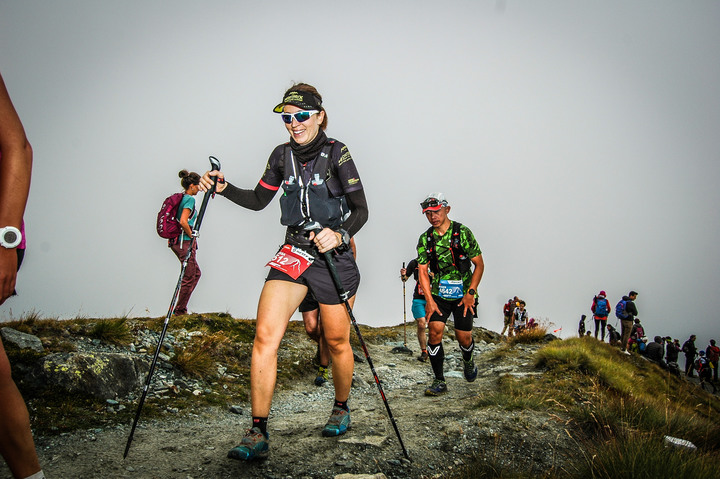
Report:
421,198,446,212
280,110,319,124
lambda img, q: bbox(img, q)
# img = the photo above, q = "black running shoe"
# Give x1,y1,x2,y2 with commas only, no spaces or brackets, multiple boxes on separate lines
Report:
424,379,448,396
463,357,478,382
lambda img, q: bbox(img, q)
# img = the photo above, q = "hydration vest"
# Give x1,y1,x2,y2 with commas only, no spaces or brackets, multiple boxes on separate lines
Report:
426,221,471,276
279,140,344,230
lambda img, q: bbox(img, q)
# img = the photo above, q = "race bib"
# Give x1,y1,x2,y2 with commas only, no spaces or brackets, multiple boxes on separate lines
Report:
266,244,315,280
438,279,464,300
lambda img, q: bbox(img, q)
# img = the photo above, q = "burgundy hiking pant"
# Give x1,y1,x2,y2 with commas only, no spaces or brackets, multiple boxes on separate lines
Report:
170,239,201,315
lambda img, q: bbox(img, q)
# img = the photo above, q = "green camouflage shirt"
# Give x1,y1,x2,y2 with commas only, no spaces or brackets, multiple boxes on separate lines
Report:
416,221,482,297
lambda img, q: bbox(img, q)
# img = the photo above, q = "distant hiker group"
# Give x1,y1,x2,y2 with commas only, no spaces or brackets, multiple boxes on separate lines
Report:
579,290,639,355
500,297,536,337
578,289,717,391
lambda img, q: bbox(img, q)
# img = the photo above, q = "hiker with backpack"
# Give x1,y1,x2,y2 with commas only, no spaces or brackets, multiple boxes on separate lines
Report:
512,300,529,334
682,335,698,377
695,351,716,393
0,71,46,479
198,83,368,461
630,318,645,341
502,297,517,337
414,192,484,396
606,324,621,346
645,336,666,367
162,170,203,316
616,291,638,354
590,290,611,341
665,338,681,364
400,257,432,361
706,339,719,383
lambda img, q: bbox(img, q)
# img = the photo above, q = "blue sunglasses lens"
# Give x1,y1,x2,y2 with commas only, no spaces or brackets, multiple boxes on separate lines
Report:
281,111,312,124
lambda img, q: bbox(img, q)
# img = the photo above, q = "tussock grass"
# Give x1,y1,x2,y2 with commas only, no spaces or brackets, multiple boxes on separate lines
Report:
466,336,720,478
88,318,132,345
476,374,550,411
507,324,549,346
575,433,720,479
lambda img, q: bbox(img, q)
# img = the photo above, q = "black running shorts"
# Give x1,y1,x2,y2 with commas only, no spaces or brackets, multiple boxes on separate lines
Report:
266,246,360,305
298,291,319,312
428,295,477,332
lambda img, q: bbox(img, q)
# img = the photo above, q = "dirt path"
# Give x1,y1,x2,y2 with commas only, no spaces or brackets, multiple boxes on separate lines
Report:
2,339,575,479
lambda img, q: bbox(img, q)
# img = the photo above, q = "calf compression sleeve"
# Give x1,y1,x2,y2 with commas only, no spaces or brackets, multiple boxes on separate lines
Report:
460,340,475,362
427,342,444,380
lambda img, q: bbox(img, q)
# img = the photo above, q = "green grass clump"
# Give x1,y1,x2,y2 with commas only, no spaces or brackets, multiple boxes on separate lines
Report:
534,338,720,448
507,325,549,346
575,433,720,479
476,375,550,411
88,318,133,345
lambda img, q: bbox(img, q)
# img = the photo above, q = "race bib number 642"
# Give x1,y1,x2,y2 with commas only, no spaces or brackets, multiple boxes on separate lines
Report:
266,244,315,280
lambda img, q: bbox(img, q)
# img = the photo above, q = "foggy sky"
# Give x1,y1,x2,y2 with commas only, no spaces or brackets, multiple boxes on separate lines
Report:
1,1,719,349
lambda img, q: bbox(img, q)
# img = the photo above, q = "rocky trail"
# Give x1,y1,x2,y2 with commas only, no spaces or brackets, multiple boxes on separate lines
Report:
2,326,577,479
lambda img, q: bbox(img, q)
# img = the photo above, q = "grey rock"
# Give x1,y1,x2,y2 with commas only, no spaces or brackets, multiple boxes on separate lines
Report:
1,327,44,352
22,352,149,399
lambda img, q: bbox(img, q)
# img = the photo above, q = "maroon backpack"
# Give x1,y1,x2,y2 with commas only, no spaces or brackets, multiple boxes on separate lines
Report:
156,193,184,239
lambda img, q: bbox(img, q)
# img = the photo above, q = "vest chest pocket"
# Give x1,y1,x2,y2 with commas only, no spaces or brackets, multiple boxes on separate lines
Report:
280,180,305,227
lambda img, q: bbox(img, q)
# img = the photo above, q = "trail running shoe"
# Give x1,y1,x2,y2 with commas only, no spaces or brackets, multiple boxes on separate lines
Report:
322,406,351,437
463,357,478,382
227,427,269,461
314,366,329,386
417,351,429,362
425,379,448,396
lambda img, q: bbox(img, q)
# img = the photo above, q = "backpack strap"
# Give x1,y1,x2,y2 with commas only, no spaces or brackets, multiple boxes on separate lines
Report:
426,221,469,275
426,226,438,274
449,221,467,269
310,141,335,182
283,140,336,185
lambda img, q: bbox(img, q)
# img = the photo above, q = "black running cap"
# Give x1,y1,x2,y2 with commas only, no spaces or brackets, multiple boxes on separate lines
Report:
273,90,322,113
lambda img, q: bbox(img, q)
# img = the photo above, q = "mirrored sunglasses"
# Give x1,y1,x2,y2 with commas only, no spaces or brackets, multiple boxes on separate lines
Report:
280,110,319,124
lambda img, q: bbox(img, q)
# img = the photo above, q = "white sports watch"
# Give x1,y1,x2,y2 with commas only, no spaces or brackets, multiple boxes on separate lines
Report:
0,226,22,249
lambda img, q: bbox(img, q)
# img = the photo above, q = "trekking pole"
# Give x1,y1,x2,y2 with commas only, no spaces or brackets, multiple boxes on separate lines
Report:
124,156,221,459
306,223,410,460
402,261,407,348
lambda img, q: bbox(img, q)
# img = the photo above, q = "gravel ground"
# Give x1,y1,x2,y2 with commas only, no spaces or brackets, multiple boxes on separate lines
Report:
2,332,578,479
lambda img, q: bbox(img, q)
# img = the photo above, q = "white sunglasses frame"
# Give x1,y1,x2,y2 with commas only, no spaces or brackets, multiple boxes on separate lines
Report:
280,110,319,124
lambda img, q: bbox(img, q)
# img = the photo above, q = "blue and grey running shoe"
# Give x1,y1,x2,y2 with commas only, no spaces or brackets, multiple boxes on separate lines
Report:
463,357,478,382
227,427,269,460
322,406,351,436
424,379,448,396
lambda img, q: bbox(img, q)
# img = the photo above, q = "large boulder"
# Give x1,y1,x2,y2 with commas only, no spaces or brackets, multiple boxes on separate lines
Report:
24,352,149,399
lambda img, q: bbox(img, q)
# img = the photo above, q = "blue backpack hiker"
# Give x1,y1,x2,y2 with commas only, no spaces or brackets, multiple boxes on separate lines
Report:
594,297,609,317
615,299,629,320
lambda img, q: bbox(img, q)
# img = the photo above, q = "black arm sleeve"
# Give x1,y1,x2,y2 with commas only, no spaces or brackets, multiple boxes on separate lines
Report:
340,189,368,238
219,182,277,211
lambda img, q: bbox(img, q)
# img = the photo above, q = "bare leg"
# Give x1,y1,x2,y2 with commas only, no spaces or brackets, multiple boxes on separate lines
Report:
319,297,355,402
456,329,473,350
250,280,308,417
415,316,427,351
0,339,41,479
